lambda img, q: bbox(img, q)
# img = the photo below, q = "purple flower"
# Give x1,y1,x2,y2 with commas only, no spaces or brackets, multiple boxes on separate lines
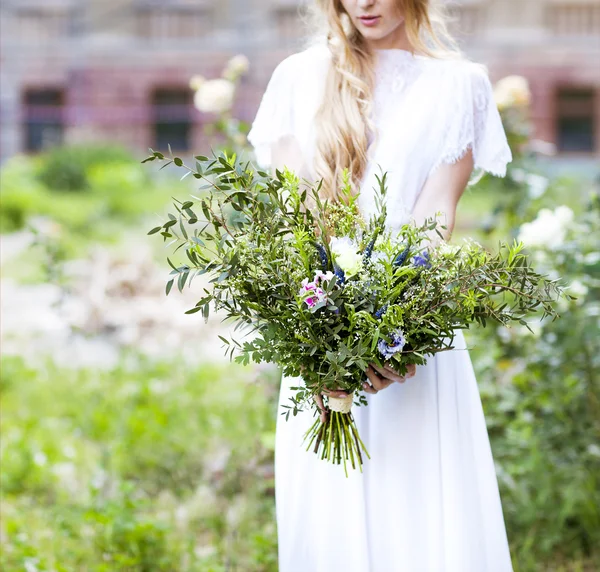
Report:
411,250,430,268
377,329,406,359
299,271,335,310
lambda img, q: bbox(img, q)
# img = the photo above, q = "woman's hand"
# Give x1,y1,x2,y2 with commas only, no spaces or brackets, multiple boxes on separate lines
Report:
313,364,417,421
362,363,417,394
314,388,350,423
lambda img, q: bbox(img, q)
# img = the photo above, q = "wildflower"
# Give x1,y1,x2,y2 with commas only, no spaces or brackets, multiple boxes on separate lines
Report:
193,79,235,114
494,75,531,111
299,271,335,310
412,250,430,268
377,329,406,359
330,236,363,278
223,54,250,81
518,206,574,249
189,75,205,91
393,244,410,267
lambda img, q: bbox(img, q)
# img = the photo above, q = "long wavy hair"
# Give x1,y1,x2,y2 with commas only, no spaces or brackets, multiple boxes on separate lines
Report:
309,0,460,201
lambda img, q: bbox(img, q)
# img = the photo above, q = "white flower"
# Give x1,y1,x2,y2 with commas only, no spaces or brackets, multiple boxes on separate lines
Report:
329,237,363,278
526,174,549,199
554,205,575,225
189,74,205,91
193,79,235,114
494,75,531,110
436,242,460,256
517,205,574,250
223,54,249,81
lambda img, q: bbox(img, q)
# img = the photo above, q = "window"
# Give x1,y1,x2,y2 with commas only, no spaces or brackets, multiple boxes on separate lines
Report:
16,7,71,45
136,5,213,41
556,88,596,153
152,88,193,152
23,88,65,152
547,3,600,36
446,2,486,38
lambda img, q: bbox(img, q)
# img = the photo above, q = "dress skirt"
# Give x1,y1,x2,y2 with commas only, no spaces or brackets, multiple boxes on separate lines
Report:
274,330,514,572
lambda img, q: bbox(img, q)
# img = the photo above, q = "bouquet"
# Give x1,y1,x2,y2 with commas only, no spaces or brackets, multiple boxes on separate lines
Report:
144,150,563,474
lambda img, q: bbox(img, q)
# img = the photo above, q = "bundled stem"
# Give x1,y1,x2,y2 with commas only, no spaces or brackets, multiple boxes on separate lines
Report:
304,409,370,477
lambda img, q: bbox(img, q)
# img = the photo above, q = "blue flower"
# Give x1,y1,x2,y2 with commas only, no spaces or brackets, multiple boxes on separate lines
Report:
377,329,406,359
393,244,410,267
333,264,346,285
374,304,388,319
411,250,430,268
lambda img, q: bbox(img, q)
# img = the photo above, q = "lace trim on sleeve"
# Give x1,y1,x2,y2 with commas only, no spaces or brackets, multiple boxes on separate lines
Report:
431,63,512,178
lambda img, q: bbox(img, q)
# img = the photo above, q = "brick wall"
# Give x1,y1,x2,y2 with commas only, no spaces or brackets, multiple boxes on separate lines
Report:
1,0,598,162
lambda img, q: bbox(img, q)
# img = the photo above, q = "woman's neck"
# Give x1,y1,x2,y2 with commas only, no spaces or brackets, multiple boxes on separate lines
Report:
365,22,413,52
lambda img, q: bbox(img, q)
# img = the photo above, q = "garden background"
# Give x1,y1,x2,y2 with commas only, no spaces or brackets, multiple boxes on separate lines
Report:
1,1,599,571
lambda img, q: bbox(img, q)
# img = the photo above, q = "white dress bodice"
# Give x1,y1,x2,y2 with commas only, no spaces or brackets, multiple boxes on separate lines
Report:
247,43,512,229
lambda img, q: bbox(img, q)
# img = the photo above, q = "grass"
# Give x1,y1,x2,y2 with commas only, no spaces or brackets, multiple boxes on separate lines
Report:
0,355,280,571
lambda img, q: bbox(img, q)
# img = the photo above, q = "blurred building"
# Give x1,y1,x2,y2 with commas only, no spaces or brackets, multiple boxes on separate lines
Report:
0,0,599,165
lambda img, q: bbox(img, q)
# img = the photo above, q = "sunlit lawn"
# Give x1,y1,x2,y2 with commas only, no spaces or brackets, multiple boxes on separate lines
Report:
0,356,279,571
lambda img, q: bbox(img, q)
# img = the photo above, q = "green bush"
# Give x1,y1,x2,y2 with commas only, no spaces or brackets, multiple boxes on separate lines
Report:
36,144,135,192
0,356,279,571
0,147,172,256
468,186,600,569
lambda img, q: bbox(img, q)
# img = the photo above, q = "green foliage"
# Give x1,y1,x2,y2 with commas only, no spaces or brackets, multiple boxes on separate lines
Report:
0,146,173,263
0,356,279,571
144,151,563,472
145,151,561,393
468,178,600,566
37,144,135,192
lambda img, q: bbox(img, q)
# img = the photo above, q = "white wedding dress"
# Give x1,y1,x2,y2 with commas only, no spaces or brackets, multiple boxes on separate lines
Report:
248,43,514,572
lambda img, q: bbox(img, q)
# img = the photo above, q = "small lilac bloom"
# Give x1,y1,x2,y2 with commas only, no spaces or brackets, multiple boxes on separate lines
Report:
299,269,341,310
314,270,335,284
377,329,406,360
412,250,430,268
299,278,328,309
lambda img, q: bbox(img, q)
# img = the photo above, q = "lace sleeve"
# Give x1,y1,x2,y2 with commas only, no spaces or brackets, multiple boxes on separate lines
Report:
247,57,295,168
433,63,512,177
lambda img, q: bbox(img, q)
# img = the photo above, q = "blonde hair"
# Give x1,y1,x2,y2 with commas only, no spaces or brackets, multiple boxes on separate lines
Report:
310,0,460,202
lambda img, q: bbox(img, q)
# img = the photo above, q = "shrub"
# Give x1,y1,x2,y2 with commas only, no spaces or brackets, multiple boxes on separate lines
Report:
468,188,600,569
36,144,135,192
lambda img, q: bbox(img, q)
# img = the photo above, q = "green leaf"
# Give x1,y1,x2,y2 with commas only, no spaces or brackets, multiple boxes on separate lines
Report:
184,306,202,314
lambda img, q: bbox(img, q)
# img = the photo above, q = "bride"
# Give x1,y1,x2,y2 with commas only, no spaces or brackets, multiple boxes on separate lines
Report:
248,0,514,570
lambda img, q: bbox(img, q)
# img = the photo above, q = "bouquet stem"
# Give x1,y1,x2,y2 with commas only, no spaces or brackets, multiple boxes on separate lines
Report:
304,394,370,476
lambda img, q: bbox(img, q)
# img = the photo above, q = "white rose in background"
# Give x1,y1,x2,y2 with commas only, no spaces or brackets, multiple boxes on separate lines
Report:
518,205,574,250
193,79,236,114
526,174,549,199
188,55,250,148
223,54,250,82
494,75,531,111
189,75,205,92
329,237,363,278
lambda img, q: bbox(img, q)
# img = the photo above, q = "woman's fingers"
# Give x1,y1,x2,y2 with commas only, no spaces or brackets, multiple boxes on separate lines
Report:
322,388,349,398
362,381,378,394
314,388,349,423
364,363,418,395
365,365,396,391
382,363,417,380
371,363,404,384
314,393,327,423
